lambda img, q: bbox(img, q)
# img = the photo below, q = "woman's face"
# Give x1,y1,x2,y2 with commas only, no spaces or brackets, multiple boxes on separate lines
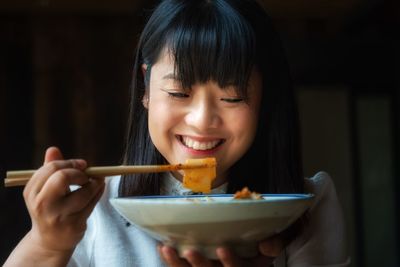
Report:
143,50,262,187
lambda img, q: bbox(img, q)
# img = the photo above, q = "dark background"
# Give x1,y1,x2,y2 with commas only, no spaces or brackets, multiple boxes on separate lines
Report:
1,0,399,266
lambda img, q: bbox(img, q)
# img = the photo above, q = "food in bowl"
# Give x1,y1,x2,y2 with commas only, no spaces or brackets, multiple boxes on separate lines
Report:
233,187,264,200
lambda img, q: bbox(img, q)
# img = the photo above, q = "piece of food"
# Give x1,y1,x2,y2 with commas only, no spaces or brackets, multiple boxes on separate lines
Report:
233,187,264,200
183,158,216,193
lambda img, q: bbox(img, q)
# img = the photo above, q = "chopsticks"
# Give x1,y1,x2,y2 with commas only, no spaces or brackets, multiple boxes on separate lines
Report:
4,159,216,187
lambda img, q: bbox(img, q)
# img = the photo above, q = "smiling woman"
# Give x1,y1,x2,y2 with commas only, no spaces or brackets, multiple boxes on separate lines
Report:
3,0,350,267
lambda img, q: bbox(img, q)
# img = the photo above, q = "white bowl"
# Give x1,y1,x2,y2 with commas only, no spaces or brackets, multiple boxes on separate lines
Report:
110,194,314,259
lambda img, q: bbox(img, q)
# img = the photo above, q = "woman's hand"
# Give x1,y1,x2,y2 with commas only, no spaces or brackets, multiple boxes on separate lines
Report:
4,147,104,267
25,147,105,252
4,146,105,267
158,235,283,267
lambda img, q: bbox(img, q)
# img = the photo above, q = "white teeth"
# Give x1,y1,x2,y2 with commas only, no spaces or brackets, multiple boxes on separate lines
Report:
181,136,220,150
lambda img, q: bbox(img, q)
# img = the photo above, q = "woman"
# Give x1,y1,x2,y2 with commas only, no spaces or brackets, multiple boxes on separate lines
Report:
4,0,350,266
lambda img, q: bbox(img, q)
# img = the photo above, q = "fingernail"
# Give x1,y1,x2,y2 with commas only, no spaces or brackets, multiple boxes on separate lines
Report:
260,241,275,256
75,159,87,170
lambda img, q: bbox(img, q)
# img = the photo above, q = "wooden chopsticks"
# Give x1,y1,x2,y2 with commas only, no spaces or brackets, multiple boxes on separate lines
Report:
4,160,216,187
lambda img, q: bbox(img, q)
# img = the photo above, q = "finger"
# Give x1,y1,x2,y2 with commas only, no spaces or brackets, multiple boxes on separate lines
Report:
182,249,214,267
24,147,66,200
259,236,284,257
159,245,190,267
216,247,243,267
77,179,105,219
44,146,64,163
29,159,87,196
64,177,105,215
37,168,91,203
24,159,86,204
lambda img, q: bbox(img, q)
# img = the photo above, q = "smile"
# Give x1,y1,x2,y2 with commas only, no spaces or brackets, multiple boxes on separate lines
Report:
178,136,224,151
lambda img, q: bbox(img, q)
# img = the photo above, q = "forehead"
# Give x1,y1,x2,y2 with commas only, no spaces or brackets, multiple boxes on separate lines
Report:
149,49,176,82
153,49,175,70
151,52,262,98
152,48,261,82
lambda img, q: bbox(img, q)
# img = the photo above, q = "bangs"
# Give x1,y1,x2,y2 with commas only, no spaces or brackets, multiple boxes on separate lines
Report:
164,2,256,96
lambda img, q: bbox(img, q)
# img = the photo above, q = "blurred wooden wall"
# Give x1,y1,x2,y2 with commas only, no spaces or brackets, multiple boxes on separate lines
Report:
30,16,136,165
0,11,150,262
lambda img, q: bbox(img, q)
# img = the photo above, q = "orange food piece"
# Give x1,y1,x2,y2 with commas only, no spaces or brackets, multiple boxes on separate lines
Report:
233,187,264,200
183,158,216,193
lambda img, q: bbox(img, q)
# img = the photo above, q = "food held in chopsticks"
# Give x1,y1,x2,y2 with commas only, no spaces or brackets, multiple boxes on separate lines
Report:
4,157,217,191
233,187,264,200
182,158,217,193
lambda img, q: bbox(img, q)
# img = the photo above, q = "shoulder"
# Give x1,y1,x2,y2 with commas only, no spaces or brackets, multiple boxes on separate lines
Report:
305,171,335,195
304,171,338,210
303,171,345,228
283,171,350,266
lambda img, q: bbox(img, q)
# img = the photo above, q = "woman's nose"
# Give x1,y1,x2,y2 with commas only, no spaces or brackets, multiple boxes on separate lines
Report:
185,100,221,131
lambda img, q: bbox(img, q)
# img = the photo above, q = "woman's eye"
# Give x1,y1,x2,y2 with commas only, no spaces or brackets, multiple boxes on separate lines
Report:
220,97,244,103
168,92,190,98
161,88,189,98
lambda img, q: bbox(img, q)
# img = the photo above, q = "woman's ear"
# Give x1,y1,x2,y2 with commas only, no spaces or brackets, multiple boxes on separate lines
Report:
141,64,147,78
142,64,149,87
142,93,149,109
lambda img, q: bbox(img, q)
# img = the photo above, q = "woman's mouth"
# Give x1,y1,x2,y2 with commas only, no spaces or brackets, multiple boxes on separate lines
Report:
178,135,224,151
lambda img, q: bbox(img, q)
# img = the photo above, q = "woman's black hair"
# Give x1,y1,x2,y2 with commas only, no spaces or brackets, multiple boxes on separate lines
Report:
119,0,304,197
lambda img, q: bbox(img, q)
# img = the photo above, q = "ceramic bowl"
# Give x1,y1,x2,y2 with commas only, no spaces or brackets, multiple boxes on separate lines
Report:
110,194,314,259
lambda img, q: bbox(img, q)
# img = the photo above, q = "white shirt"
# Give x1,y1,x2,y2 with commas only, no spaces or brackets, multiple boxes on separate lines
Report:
68,172,350,267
